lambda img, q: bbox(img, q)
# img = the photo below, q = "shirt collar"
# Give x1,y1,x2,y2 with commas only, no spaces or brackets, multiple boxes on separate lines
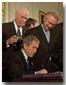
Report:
41,24,50,32
41,24,46,33
21,49,28,62
13,20,18,32
13,21,22,35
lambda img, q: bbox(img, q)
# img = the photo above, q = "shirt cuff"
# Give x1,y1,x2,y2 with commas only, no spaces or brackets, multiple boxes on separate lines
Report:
34,72,37,75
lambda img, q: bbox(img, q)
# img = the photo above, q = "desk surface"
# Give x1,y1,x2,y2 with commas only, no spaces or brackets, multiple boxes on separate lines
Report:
13,72,63,82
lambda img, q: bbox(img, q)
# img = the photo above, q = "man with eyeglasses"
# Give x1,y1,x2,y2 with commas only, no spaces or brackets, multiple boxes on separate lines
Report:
2,7,29,51
27,12,63,73
2,7,29,79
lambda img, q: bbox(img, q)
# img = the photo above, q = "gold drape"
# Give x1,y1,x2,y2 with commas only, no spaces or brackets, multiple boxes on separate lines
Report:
2,2,4,23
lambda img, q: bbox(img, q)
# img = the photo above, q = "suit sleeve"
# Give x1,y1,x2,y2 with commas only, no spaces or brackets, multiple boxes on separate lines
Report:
6,48,34,80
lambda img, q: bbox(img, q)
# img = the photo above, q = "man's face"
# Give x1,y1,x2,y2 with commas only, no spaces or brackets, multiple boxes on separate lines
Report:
43,15,57,31
30,23,38,29
24,41,39,57
15,11,28,27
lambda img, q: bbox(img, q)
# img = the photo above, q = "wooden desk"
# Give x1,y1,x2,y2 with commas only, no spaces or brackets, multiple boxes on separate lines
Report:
13,72,63,82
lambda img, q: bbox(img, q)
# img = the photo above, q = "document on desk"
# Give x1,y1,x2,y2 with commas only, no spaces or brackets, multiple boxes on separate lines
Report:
22,72,63,82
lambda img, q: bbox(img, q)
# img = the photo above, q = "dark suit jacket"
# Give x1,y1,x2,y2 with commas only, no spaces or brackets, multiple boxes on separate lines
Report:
50,23,63,72
2,21,27,50
2,21,27,65
27,24,63,72
5,47,38,81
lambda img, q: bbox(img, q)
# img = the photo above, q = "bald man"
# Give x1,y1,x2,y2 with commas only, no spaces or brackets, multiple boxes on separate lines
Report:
2,7,29,66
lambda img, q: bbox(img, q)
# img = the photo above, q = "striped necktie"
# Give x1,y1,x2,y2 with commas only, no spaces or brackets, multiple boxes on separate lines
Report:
17,28,21,37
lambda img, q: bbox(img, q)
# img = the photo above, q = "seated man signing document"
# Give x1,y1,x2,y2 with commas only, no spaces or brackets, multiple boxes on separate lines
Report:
6,35,47,81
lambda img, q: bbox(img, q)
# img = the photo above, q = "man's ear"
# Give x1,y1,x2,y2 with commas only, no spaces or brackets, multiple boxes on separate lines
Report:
43,17,45,22
24,43,28,49
30,24,33,28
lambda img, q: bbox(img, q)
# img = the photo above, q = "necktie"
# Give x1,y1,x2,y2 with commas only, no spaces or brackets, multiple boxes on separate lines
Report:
27,58,29,70
17,28,21,37
45,31,50,43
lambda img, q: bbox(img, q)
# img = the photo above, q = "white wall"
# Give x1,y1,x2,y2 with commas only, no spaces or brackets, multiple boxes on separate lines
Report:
4,2,63,23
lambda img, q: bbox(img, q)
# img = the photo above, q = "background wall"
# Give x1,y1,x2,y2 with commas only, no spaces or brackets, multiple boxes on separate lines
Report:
3,2,63,24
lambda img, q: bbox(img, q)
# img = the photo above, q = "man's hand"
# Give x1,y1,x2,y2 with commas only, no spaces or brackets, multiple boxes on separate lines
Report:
35,69,48,74
6,35,18,45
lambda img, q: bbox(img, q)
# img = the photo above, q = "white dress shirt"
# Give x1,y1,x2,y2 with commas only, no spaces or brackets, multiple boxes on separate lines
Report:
21,49,28,63
41,24,50,43
13,21,22,36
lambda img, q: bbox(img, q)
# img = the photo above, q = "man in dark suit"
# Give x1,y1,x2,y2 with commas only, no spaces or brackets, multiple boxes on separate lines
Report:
5,35,47,81
27,12,63,73
50,22,63,72
2,7,29,65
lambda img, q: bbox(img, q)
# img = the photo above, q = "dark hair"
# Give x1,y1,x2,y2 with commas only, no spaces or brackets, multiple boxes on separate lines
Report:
25,18,38,28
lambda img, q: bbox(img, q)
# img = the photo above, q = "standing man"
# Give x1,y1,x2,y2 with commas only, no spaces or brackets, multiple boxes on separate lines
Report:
5,35,47,81
2,7,29,64
27,12,61,73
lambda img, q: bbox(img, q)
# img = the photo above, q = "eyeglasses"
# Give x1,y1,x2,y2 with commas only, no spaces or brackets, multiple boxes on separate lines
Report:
20,15,27,20
47,21,55,27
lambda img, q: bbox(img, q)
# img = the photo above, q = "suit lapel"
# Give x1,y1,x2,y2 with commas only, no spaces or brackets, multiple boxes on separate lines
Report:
38,25,49,46
49,29,58,50
18,50,27,70
9,22,17,36
22,26,28,38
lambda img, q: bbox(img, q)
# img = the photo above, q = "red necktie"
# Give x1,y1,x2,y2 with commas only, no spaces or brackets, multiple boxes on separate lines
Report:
17,28,21,37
